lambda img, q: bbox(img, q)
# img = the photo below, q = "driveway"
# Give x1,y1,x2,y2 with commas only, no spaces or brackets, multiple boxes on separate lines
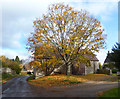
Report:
1,76,118,98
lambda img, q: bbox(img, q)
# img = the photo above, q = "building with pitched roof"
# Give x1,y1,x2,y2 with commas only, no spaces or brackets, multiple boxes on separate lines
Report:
51,54,99,75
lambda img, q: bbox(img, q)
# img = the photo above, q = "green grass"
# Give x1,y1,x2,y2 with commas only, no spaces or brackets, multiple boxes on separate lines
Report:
112,73,117,75
27,75,34,81
47,78,52,80
2,73,19,80
60,80,70,82
1,73,20,84
50,82,55,84
99,88,120,98
2,73,14,79
69,81,81,84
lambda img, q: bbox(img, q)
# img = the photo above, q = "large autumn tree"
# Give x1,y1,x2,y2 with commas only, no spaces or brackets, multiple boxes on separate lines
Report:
27,3,106,75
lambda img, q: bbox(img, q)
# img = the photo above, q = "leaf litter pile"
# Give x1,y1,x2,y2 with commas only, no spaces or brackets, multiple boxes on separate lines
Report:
28,74,117,87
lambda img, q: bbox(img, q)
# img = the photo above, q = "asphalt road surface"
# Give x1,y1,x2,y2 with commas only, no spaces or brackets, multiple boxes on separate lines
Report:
0,76,118,98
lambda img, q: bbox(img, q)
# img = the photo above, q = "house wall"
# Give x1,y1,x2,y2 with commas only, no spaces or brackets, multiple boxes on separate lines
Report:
34,60,99,76
22,66,27,71
21,71,27,75
85,61,99,75
51,61,99,75
72,63,85,75
53,63,72,75
34,67,45,79
2,67,15,74
56,64,66,74
55,61,85,75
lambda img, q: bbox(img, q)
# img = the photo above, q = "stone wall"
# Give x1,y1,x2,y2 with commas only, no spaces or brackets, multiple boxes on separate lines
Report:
33,67,45,79
51,61,99,75
34,60,99,76
72,62,85,75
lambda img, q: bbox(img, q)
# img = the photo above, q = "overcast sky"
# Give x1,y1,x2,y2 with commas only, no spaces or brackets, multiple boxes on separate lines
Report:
0,0,118,64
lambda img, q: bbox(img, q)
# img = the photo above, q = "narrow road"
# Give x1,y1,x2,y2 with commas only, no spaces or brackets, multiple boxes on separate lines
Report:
1,76,118,98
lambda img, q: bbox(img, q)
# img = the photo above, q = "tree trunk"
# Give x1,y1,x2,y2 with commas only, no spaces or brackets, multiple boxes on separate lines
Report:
33,67,37,79
45,67,48,76
65,62,72,75
65,64,68,75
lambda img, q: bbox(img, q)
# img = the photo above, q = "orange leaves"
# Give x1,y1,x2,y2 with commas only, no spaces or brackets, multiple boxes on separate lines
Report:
66,49,70,53
88,41,92,43
71,10,75,13
55,5,58,9
50,36,54,39
69,6,72,10
59,16,62,20
100,41,105,44
61,52,65,55
33,41,36,44
74,12,78,14
73,18,76,22
37,54,44,58
29,74,88,87
29,61,41,67
100,38,104,40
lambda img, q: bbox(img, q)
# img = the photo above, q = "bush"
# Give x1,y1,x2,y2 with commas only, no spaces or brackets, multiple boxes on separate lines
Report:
99,63,102,69
2,73,17,80
97,69,111,75
1,56,22,74
103,63,115,69
15,67,22,74
2,73,12,79
112,69,118,73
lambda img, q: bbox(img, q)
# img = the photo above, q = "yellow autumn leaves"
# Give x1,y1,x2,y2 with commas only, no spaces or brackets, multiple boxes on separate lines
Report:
27,3,106,74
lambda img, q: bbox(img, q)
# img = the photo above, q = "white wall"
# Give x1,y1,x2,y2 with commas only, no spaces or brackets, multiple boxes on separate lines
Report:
85,61,99,75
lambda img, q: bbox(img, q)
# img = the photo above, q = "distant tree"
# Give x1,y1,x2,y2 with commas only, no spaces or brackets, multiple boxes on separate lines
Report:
0,56,10,68
11,59,14,61
99,62,102,69
110,43,120,71
0,56,22,74
29,46,62,76
103,62,115,69
15,56,20,62
14,56,23,64
9,61,22,74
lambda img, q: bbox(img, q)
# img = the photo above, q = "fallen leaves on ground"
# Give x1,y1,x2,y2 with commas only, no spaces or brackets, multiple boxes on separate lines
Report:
28,74,117,87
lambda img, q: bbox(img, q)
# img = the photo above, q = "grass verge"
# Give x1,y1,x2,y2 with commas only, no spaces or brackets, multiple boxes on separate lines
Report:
99,88,120,98
0,73,20,84
27,75,34,81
